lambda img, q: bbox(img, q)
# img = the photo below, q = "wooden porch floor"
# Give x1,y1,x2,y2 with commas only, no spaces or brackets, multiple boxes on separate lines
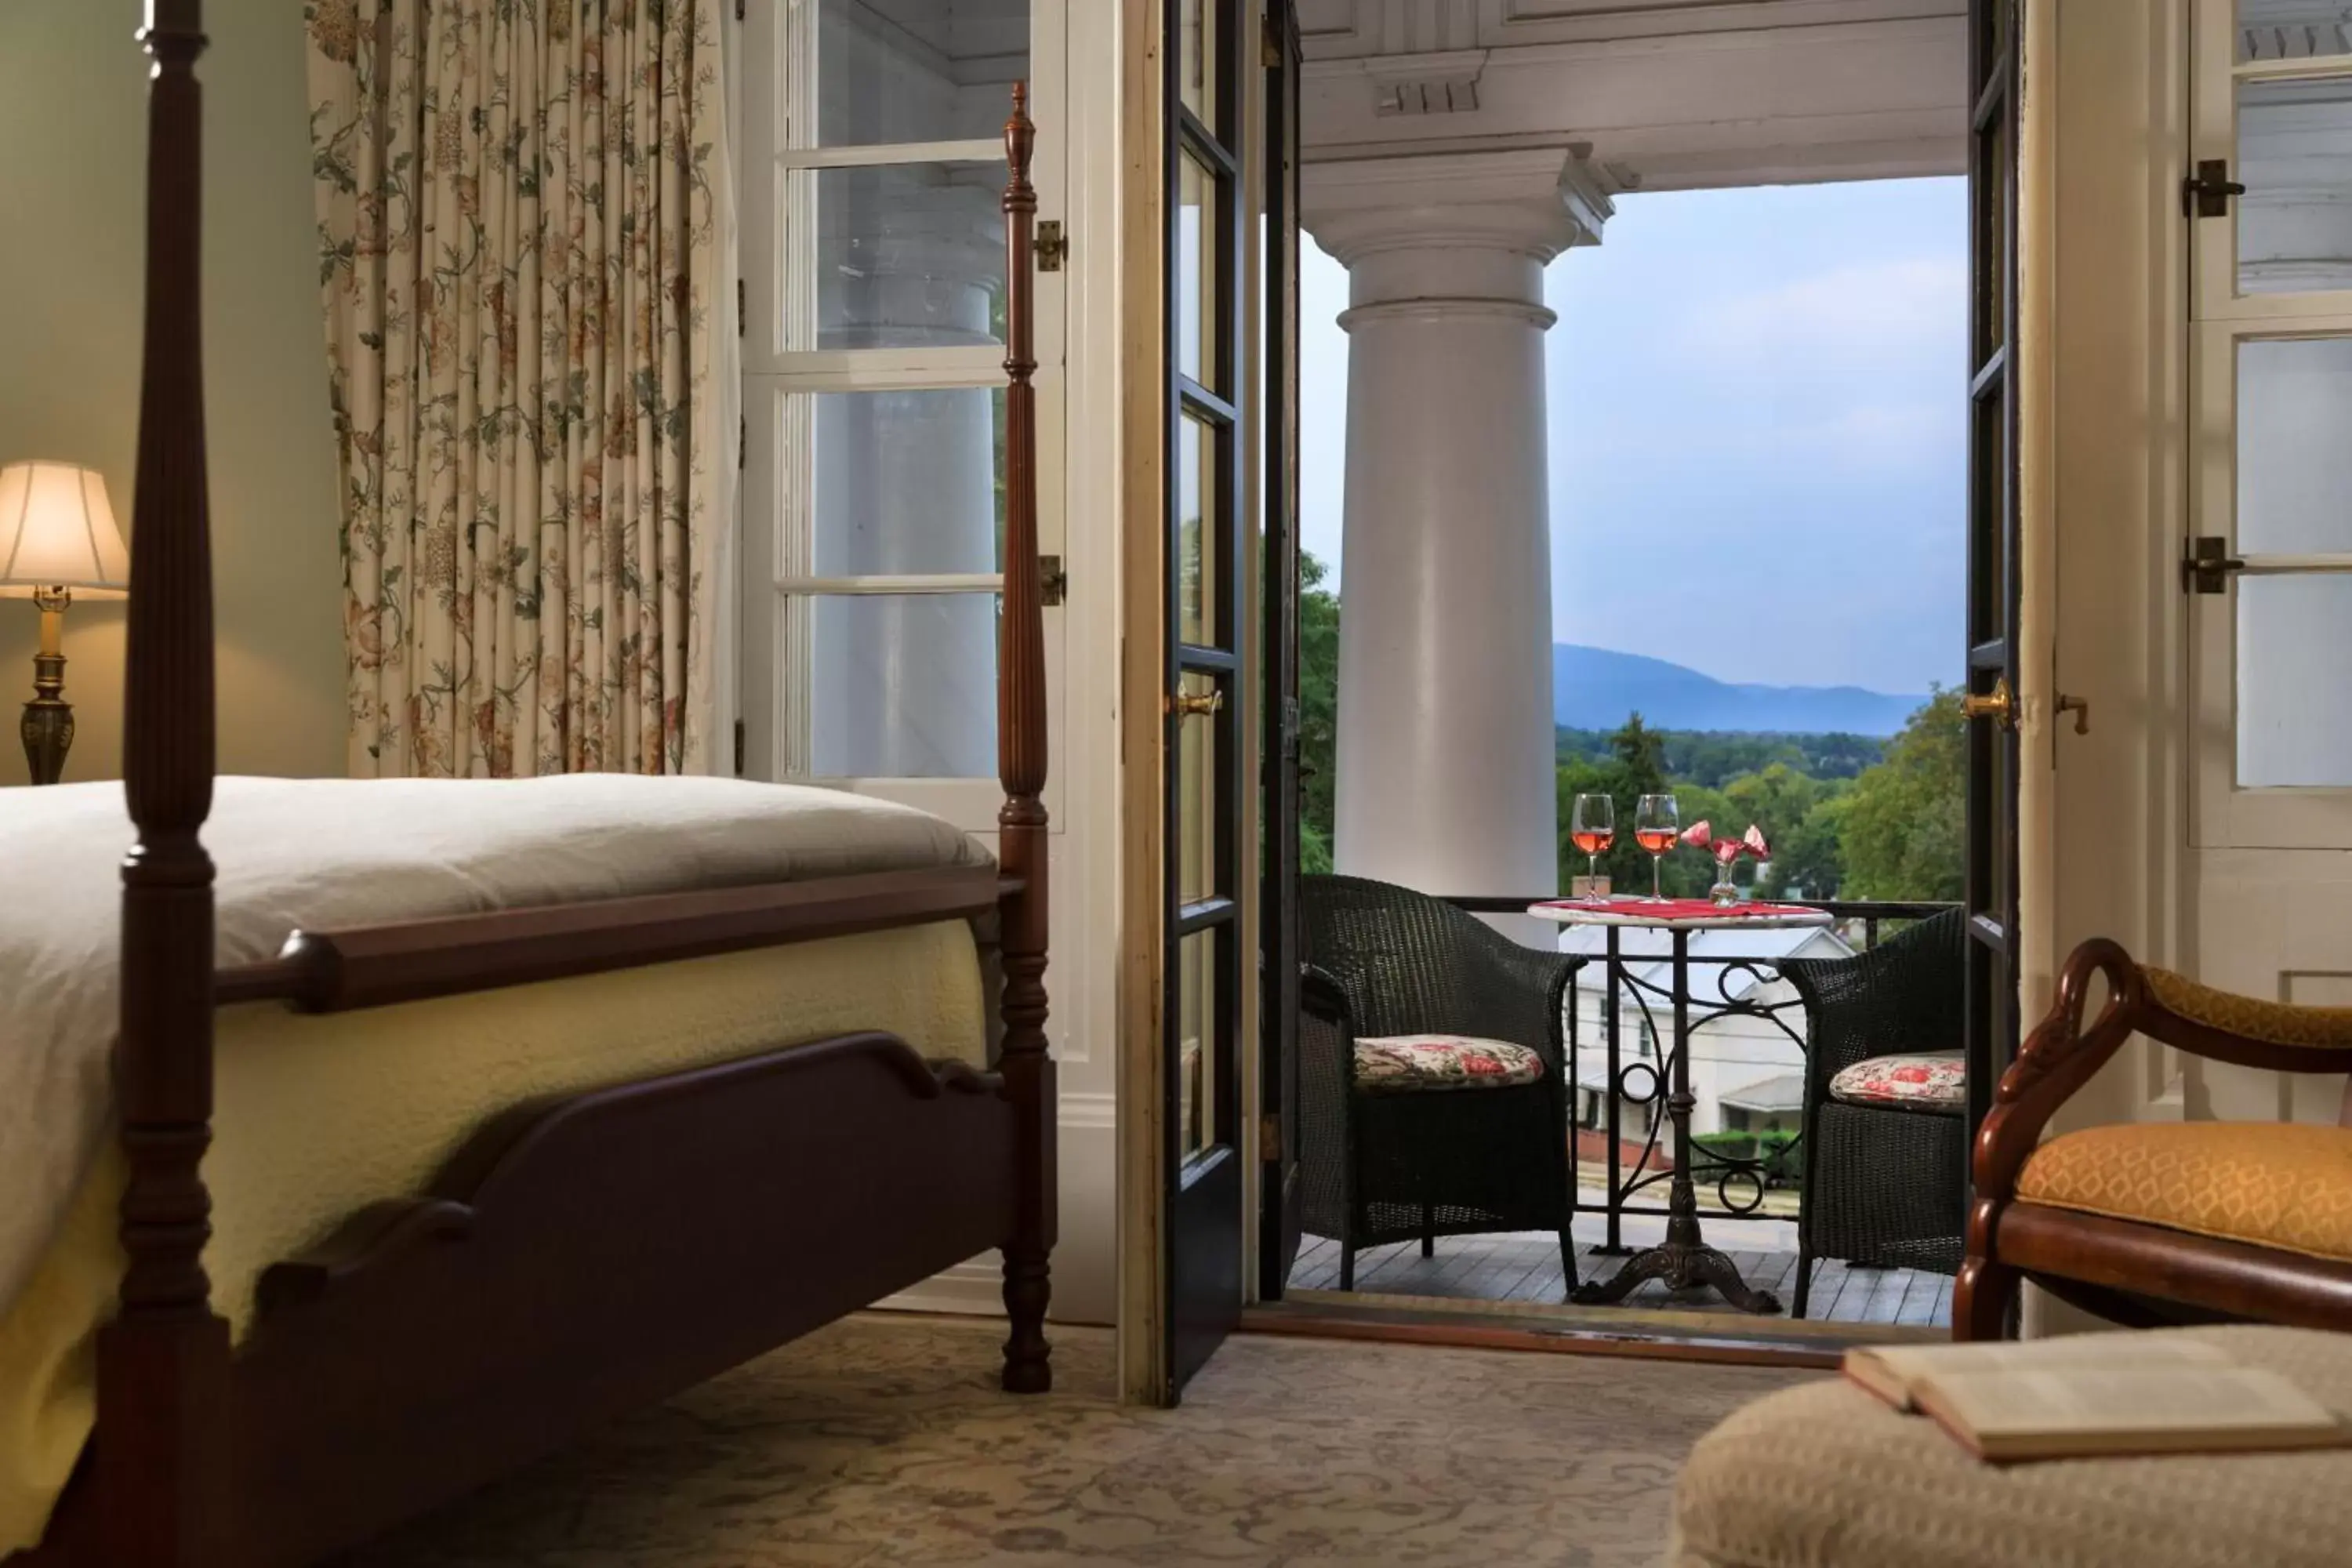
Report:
1285,1211,1953,1332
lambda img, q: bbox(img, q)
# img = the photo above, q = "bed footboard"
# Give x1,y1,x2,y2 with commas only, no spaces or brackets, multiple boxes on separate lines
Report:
180,1033,1011,1568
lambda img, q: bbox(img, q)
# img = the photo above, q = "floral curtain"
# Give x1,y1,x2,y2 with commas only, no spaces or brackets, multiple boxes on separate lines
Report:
306,0,731,777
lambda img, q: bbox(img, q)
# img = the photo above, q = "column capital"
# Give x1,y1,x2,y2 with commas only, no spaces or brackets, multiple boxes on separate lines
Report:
1303,148,1617,268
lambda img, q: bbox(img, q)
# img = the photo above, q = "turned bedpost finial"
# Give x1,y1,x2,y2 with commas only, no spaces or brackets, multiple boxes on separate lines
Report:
996,80,1053,1396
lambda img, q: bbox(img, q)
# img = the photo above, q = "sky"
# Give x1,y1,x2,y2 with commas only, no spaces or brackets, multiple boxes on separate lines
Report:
1298,176,1968,695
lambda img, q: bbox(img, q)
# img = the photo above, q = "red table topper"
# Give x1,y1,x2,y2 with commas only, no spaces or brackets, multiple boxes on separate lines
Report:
1531,897,1820,921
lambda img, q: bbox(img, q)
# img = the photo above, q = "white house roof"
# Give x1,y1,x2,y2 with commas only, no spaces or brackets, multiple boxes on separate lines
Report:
1719,1073,1806,1116
1555,922,1855,1007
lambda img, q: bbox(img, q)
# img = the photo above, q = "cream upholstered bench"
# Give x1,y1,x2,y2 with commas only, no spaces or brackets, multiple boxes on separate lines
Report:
1668,1326,2352,1568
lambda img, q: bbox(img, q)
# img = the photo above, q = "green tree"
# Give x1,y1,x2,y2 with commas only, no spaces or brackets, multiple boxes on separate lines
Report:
1296,551,1341,873
1838,688,1966,900
1762,790,1851,899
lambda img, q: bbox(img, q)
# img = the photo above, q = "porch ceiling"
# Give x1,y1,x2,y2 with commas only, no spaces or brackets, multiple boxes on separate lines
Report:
1298,0,1969,193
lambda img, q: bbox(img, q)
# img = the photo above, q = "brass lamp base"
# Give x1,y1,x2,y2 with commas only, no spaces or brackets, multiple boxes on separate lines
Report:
20,589,74,786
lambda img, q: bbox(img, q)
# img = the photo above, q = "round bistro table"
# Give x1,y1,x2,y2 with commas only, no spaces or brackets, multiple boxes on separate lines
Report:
1527,895,1835,1316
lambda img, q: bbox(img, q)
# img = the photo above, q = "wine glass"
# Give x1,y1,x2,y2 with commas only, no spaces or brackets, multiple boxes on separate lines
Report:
1634,793,1679,902
1570,793,1615,899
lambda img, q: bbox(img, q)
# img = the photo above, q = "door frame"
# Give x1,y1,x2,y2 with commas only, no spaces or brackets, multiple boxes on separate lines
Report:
1255,0,1305,1305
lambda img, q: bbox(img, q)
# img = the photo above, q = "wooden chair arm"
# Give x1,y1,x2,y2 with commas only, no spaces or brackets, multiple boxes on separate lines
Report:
1972,938,2144,1205
2136,967,2352,1073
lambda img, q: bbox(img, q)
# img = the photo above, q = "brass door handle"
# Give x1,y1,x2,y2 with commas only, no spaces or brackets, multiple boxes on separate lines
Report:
1170,688,1225,719
1961,677,2015,729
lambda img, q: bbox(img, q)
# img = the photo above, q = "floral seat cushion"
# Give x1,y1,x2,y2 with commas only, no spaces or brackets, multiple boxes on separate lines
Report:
1354,1034,1544,1094
1827,1051,1965,1114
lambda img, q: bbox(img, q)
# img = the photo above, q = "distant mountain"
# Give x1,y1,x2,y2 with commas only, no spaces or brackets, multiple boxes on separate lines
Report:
1553,644,1924,737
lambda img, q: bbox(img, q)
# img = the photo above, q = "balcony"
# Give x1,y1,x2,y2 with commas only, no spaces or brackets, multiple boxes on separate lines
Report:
1283,897,1963,1341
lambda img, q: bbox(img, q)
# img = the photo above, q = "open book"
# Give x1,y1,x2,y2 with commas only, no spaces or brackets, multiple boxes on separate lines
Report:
1843,1338,2351,1463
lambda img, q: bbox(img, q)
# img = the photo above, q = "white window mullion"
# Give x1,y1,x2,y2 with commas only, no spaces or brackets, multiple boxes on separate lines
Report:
780,139,1007,168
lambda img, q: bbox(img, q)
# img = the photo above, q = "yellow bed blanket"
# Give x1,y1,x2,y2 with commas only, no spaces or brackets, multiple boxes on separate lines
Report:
0,920,987,1555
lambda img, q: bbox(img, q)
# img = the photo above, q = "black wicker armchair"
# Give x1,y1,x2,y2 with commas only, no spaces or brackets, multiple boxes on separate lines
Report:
1298,875,1584,1295
1778,908,1969,1317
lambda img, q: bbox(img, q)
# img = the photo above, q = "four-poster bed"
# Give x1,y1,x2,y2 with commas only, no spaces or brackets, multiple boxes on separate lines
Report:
3,7,1054,1565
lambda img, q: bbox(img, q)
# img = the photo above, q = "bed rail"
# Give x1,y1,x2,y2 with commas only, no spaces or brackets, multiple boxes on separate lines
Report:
213,865,1013,1012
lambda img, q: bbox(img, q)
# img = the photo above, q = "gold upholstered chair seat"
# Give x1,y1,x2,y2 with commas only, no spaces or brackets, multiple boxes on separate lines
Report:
2014,1121,2352,1265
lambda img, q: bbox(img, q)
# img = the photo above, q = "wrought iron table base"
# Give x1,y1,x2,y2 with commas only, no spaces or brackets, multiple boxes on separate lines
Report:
1564,920,1789,1316
1570,1211,1784,1314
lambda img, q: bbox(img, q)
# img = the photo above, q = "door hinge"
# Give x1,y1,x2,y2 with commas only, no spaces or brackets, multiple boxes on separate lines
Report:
1259,1112,1283,1164
1034,220,1067,273
737,276,746,336
2182,535,2245,594
732,719,746,776
2183,159,2246,219
739,413,746,470
735,0,746,21
1040,554,1066,606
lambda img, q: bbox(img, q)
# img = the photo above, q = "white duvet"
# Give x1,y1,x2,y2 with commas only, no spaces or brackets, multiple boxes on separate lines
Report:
0,774,990,1317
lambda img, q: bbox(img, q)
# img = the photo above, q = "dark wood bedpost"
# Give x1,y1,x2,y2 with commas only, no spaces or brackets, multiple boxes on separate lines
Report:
996,83,1055,1396
92,2,234,1562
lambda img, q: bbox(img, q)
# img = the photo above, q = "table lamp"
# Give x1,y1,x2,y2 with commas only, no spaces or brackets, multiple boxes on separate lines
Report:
0,462,131,785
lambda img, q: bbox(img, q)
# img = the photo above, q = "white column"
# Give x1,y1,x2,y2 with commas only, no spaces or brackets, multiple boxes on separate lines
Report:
1306,154,1610,898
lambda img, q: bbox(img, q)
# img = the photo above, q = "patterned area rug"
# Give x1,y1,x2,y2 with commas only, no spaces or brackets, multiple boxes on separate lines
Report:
351,1313,1806,1568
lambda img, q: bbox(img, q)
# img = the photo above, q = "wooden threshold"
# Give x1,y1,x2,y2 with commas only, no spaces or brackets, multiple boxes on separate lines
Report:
1241,1294,1865,1371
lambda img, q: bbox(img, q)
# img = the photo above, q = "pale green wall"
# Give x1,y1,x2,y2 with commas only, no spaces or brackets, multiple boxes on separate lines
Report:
0,0,344,787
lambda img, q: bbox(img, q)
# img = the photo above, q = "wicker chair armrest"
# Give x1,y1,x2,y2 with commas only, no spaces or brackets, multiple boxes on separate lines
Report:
1781,909,1965,1092
1298,963,1359,1109
1300,963,1355,1035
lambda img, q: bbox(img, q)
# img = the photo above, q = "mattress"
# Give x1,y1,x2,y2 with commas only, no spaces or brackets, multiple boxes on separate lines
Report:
0,774,996,1554
0,773,990,1312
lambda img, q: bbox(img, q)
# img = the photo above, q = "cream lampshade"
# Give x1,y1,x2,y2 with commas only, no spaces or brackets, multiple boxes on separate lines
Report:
0,461,131,784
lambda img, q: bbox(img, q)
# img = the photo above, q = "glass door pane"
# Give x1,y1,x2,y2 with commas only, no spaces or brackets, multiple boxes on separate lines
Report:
1177,154,1221,391
1178,671,1221,905
2238,336,2352,550
2230,332,2352,788
1178,930,1221,1159
792,593,1000,777
808,0,1032,147
1178,0,1219,129
2236,73,2352,296
2239,575,2352,784
804,388,1009,575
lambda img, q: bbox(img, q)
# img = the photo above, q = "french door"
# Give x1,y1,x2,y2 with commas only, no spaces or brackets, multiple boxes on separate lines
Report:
1161,0,1251,1399
2183,0,2352,1123
1961,0,2023,1140
1257,0,1305,1303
